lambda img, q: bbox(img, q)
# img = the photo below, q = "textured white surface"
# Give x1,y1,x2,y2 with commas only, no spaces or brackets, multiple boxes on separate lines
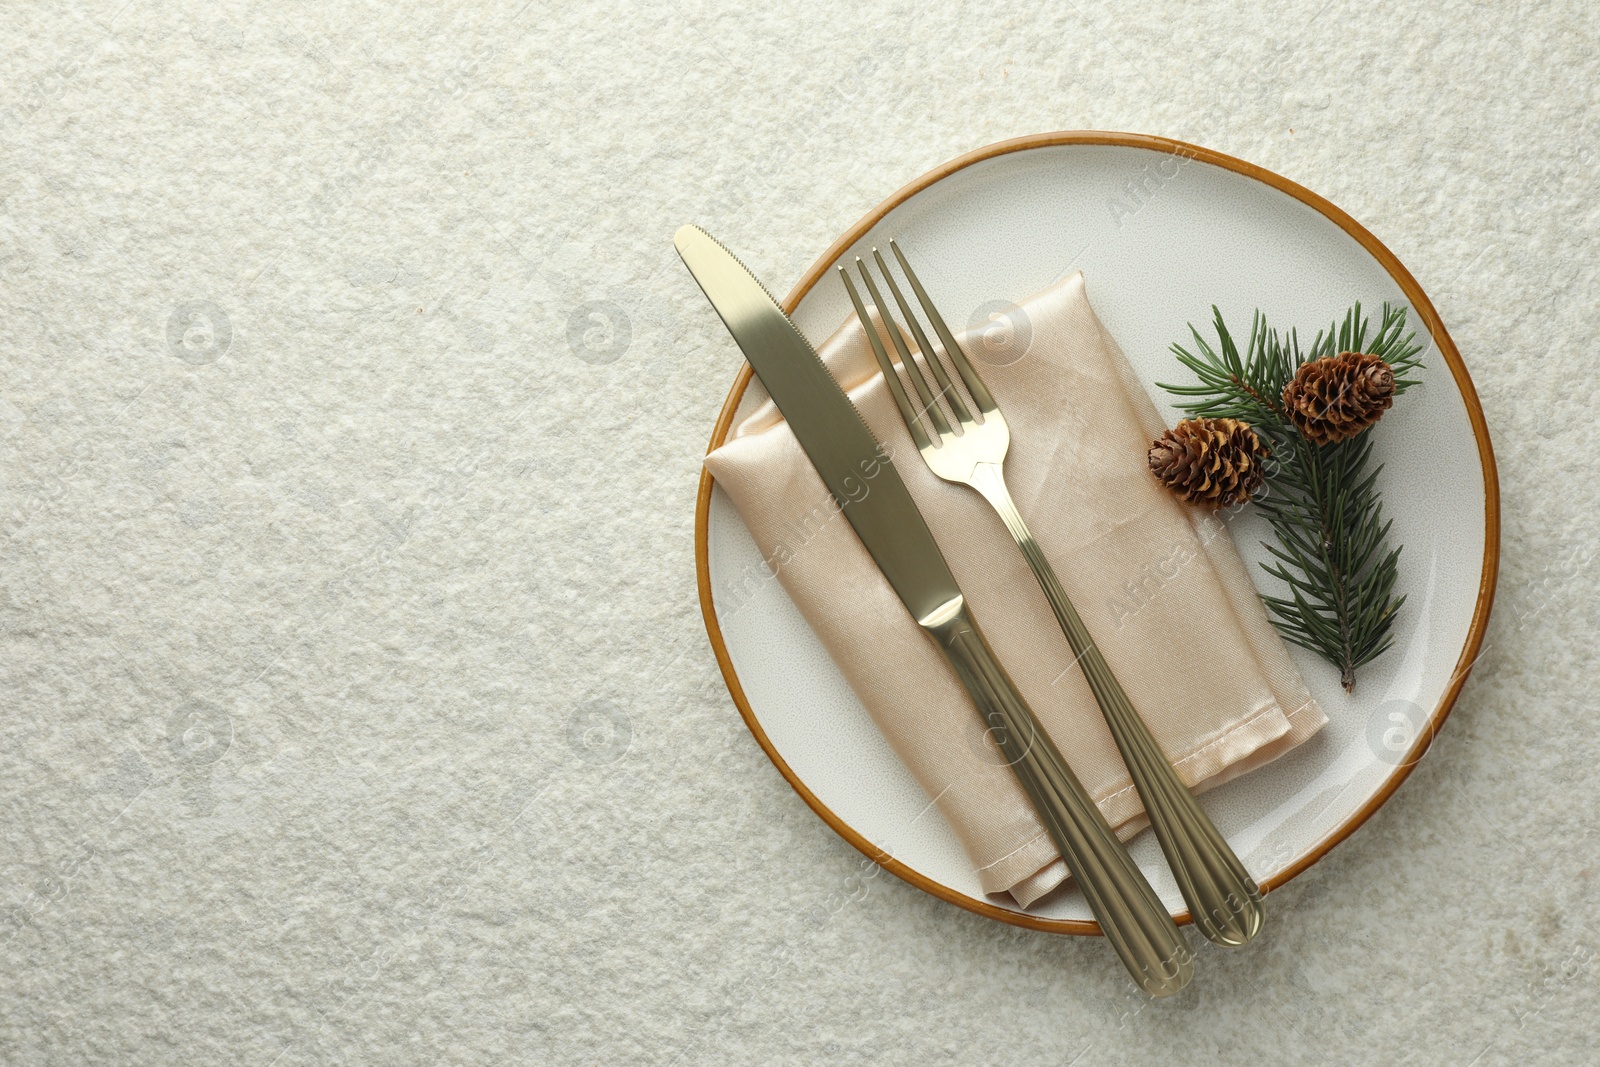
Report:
0,1,1592,1064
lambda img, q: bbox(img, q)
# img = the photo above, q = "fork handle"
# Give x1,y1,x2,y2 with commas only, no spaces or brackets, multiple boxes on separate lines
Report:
968,463,1265,947
923,599,1193,996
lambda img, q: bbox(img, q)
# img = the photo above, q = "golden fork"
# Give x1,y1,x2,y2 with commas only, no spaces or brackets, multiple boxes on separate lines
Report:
839,241,1264,946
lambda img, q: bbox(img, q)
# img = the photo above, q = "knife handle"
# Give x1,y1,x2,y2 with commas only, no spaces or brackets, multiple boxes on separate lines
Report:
922,598,1193,997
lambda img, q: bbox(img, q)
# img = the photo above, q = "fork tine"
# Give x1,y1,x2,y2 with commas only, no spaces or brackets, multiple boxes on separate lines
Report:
870,249,974,429
837,265,931,451
890,239,998,416
855,258,953,443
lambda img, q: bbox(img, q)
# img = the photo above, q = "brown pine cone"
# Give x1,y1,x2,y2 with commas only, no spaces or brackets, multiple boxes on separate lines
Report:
1281,351,1395,445
1147,417,1269,509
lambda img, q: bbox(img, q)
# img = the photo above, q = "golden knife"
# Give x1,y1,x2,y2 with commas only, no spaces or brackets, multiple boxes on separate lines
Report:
675,225,1193,996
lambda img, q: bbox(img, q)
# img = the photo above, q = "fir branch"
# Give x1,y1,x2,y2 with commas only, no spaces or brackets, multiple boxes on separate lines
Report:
1158,303,1424,691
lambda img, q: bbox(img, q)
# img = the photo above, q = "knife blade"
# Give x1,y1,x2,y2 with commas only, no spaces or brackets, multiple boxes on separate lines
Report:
674,225,958,627
675,224,1192,995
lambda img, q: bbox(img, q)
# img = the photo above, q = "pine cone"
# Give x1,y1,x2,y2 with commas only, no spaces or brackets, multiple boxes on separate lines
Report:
1147,417,1269,509
1281,351,1395,445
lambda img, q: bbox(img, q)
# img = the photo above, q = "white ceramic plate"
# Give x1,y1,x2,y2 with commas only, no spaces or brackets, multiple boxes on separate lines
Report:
696,133,1498,933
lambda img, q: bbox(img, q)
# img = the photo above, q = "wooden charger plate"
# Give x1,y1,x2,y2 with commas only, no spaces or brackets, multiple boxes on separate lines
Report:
695,132,1499,934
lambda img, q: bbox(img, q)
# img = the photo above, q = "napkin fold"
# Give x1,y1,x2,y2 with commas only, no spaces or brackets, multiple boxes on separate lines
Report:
704,271,1325,908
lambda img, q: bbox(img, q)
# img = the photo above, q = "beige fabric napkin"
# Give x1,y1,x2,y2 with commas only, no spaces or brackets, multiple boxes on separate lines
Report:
704,271,1325,908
